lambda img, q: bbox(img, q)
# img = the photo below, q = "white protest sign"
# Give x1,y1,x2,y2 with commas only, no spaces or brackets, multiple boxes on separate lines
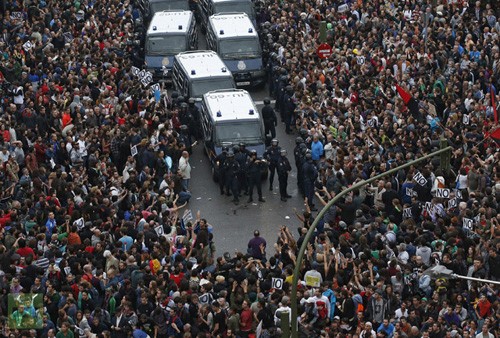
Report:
422,202,434,216
413,172,428,186
130,145,138,157
447,198,458,210
162,65,169,77
403,207,413,219
140,71,153,87
150,83,160,95
272,278,283,290
63,32,74,43
10,12,23,20
131,66,140,77
463,114,470,125
22,41,33,51
138,70,146,79
454,189,462,200
462,218,474,231
435,188,450,199
73,217,85,230
182,209,193,224
474,215,480,225
338,4,349,13
405,187,414,197
154,225,164,236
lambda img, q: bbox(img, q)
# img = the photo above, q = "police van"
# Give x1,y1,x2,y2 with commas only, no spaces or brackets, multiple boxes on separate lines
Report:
139,0,190,23
197,0,256,29
206,13,265,87
201,89,267,180
145,10,197,80
172,50,236,102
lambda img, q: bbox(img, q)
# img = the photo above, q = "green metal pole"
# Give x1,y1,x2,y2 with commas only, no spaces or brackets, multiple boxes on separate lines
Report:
440,138,450,175
280,311,290,338
289,147,453,338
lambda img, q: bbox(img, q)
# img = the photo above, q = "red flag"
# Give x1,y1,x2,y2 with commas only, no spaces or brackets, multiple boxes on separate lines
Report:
492,126,500,143
396,84,412,105
491,86,498,125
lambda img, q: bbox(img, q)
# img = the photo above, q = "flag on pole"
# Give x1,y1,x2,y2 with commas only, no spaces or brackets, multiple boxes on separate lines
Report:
395,83,421,121
491,85,498,125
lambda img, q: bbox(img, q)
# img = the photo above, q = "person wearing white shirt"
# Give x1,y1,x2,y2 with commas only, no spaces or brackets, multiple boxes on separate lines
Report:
360,322,376,338
476,324,494,338
394,303,409,320
178,151,191,191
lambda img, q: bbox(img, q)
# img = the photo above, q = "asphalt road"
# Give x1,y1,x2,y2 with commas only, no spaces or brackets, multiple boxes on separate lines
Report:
185,92,307,257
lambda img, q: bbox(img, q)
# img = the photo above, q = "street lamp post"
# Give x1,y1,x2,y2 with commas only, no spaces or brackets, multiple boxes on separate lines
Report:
289,146,453,338
424,265,500,286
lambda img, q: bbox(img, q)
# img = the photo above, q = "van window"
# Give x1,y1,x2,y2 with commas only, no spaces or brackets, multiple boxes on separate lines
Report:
150,0,189,12
213,2,255,18
219,38,261,58
215,121,262,144
146,35,186,54
191,78,235,97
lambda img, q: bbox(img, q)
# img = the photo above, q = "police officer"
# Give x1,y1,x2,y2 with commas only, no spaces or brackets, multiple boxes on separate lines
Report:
302,153,318,210
246,150,265,203
187,98,201,139
235,143,249,195
215,146,229,195
294,137,305,194
262,98,277,139
264,139,281,191
178,125,192,154
283,85,296,134
224,151,241,204
276,69,288,120
277,149,292,202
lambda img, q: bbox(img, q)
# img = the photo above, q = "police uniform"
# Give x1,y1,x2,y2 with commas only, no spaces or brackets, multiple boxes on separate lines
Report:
224,153,241,204
261,99,277,139
235,144,249,194
277,150,292,201
215,148,228,195
264,139,281,191
246,152,265,203
294,138,306,196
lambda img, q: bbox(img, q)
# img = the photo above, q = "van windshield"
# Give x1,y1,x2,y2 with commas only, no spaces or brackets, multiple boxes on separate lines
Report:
150,0,189,12
219,38,261,59
215,121,262,144
146,35,186,55
214,2,255,19
191,78,235,97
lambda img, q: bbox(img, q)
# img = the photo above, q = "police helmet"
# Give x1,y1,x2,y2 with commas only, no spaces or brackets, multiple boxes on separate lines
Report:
250,149,257,156
299,143,307,151
188,98,195,104
227,151,234,157
271,139,279,146
171,91,179,99
263,98,271,105
305,153,312,160
222,146,229,153
239,142,246,148
180,102,188,109
286,85,293,93
180,125,188,131
295,137,304,145
280,149,287,156
232,145,240,153
177,95,185,103
299,128,308,138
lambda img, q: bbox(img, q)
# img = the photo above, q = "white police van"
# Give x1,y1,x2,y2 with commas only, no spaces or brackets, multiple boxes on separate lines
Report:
201,89,267,180
172,50,236,101
145,10,197,80
139,0,190,23
197,0,256,28
206,13,265,87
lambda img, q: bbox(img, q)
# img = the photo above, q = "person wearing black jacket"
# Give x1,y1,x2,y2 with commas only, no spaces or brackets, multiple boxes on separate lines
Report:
277,149,292,201
262,98,277,138
246,150,265,203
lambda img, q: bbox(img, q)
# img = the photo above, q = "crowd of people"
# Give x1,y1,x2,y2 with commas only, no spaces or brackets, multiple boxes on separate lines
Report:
0,0,498,337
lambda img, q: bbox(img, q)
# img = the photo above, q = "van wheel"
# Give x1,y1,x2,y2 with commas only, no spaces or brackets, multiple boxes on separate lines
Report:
212,167,219,182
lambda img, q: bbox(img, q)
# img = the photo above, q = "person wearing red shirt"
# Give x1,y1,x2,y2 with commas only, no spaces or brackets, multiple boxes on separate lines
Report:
239,300,253,336
16,238,36,259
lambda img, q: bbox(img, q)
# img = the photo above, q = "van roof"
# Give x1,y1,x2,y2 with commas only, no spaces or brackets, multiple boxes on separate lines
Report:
204,89,260,122
209,13,257,39
147,10,193,35
175,50,231,79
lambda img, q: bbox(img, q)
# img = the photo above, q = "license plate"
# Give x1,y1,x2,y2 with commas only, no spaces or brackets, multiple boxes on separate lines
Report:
237,81,250,86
